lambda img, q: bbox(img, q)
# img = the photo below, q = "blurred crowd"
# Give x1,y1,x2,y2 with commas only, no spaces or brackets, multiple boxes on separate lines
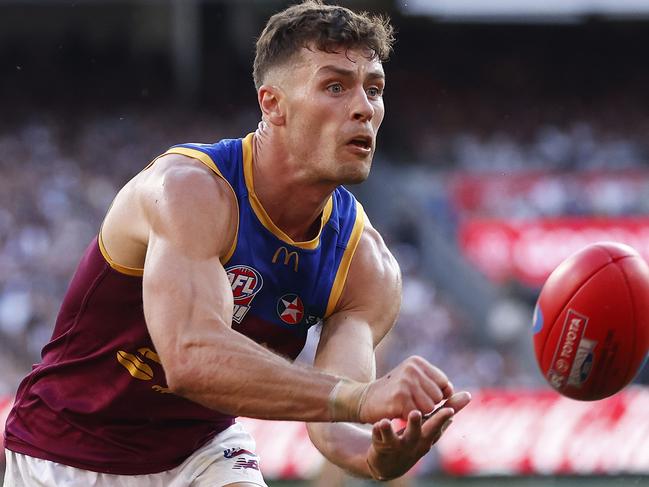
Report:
0,110,255,393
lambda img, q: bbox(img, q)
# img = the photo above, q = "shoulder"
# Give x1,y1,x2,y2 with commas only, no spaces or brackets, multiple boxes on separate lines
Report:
352,219,401,294
143,152,227,195
101,150,239,267
138,153,238,257
138,153,234,215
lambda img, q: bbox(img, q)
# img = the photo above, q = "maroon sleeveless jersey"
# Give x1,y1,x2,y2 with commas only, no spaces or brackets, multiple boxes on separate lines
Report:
4,135,364,474
4,237,235,474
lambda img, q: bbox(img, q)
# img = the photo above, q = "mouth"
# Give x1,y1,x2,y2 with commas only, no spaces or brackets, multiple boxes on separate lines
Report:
346,135,373,152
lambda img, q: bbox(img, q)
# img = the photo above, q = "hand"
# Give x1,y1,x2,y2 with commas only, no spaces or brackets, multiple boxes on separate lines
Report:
365,391,471,481
359,356,455,424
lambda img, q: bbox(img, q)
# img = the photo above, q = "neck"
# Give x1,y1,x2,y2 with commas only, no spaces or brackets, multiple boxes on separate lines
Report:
251,126,335,242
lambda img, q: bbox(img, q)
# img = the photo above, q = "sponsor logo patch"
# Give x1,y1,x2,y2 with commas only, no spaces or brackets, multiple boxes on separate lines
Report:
226,265,264,323
116,347,171,393
224,447,256,459
548,309,595,389
272,246,299,272
304,314,322,327
567,338,597,387
233,458,260,471
277,293,304,325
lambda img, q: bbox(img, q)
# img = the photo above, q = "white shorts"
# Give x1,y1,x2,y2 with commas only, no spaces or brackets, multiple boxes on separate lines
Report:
3,422,267,487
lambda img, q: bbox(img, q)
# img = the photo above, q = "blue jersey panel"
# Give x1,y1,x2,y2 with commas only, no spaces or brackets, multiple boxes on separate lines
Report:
169,135,362,360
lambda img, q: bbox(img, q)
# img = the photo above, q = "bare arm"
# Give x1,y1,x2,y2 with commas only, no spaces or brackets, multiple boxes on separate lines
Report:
306,222,471,479
138,156,340,421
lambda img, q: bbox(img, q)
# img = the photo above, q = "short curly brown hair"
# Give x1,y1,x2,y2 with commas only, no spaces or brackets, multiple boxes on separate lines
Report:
253,0,395,89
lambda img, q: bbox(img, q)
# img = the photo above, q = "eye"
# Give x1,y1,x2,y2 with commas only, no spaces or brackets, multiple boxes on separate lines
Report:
367,86,383,98
327,83,344,94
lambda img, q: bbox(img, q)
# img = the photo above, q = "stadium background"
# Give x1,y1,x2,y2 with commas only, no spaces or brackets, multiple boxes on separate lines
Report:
2,0,649,485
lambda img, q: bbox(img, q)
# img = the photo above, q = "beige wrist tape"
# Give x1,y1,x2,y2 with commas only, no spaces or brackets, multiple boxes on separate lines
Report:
328,378,370,422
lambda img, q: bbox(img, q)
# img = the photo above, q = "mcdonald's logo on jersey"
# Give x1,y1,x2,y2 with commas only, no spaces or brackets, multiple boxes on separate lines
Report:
272,246,299,272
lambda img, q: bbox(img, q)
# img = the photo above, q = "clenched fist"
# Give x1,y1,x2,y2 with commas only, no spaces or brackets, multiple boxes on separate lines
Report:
360,356,454,423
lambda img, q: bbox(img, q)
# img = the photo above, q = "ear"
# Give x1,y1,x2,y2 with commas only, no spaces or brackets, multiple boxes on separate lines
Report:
258,85,286,126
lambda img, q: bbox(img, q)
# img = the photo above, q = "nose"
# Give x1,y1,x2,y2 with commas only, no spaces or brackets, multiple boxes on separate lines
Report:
351,87,374,122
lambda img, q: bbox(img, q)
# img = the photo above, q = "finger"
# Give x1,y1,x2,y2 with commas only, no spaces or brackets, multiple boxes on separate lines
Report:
372,420,385,443
435,417,453,443
444,391,472,414
443,380,455,398
401,410,423,445
399,397,448,436
420,407,455,444
378,418,398,444
417,374,445,407
409,380,441,414
420,364,453,399
373,419,396,445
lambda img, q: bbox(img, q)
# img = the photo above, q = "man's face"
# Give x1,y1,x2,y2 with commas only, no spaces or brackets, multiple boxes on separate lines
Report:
274,46,386,185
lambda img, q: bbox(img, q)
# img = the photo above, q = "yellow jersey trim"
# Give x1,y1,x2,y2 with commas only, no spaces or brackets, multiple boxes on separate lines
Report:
324,201,365,318
163,147,240,264
241,133,333,250
98,231,144,277
96,151,171,277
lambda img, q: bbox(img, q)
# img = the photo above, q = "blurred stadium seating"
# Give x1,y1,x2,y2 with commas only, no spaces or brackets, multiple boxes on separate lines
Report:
2,0,649,484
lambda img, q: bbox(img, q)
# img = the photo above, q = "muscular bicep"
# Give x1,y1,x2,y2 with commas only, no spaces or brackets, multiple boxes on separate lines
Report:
314,222,402,381
143,236,234,365
139,157,238,381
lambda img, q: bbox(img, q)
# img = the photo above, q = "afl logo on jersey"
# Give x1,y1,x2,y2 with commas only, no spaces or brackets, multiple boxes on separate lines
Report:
277,294,305,325
226,265,263,324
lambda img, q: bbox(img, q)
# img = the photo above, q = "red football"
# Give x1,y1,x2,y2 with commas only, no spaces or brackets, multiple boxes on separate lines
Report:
533,241,649,400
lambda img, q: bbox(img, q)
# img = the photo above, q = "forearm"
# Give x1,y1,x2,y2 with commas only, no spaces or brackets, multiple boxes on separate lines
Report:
168,325,342,422
143,239,349,422
307,422,373,478
303,307,380,475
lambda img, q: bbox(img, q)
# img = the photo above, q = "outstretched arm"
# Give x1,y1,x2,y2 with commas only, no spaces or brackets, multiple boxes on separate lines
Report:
306,222,471,480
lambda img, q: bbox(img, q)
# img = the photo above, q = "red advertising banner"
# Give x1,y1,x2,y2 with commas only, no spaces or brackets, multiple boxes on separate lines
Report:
438,388,649,475
245,388,649,477
458,217,649,286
